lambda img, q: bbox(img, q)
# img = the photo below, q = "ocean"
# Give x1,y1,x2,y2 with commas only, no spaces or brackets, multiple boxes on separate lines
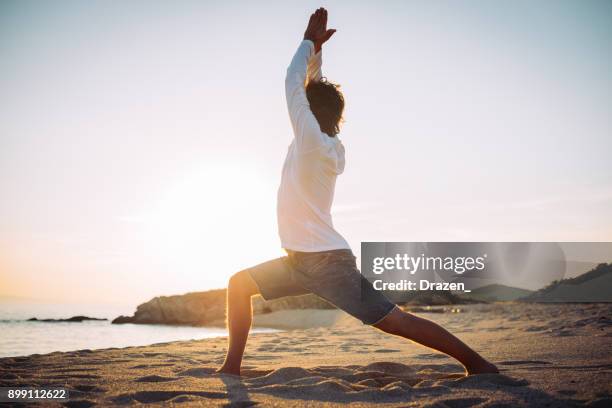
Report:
0,300,275,358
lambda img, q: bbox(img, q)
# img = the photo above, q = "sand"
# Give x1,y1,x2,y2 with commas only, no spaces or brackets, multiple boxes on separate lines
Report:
1,303,611,407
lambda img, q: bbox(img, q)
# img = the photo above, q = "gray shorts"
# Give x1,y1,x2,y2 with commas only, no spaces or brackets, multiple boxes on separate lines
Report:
247,249,397,325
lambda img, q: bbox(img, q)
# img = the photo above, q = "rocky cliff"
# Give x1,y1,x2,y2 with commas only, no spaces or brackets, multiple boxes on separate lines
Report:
112,289,334,326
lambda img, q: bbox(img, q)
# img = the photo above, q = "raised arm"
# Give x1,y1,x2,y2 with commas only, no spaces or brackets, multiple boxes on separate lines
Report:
307,47,322,83
285,8,336,152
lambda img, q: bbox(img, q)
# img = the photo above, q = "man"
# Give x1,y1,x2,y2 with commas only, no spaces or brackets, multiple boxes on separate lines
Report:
217,7,498,377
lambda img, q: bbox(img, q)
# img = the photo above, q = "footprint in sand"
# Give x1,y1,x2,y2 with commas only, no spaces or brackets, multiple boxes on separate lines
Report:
415,353,450,360
310,366,356,376
69,385,107,400
256,345,305,353
141,352,165,357
358,362,417,376
0,372,20,380
244,354,282,361
432,397,487,407
72,384,106,393
445,373,529,387
246,367,313,386
84,358,130,365
240,368,274,378
42,374,101,380
176,367,217,378
129,363,175,369
498,360,552,366
134,374,179,383
340,345,368,354
63,400,96,408
111,390,226,404
51,367,99,373
417,363,463,373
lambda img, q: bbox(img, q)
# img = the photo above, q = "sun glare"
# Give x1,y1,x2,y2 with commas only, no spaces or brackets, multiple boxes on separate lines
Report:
141,164,280,291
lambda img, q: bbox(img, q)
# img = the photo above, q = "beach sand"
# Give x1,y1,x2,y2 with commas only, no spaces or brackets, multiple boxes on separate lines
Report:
1,303,610,407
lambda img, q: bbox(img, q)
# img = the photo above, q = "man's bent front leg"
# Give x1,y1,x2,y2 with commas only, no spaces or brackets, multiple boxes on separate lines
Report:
216,270,260,376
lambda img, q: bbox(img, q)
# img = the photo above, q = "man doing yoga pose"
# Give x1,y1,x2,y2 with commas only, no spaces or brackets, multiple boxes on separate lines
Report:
217,7,499,377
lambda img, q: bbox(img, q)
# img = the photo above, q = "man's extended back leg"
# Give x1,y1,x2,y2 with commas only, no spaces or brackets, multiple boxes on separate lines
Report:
373,307,498,375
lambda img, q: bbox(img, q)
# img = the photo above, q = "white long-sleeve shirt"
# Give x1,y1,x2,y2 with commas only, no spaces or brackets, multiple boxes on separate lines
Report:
277,40,350,252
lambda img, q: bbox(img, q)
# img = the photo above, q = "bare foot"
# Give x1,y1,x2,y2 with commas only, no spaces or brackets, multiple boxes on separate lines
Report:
466,359,499,375
215,365,241,376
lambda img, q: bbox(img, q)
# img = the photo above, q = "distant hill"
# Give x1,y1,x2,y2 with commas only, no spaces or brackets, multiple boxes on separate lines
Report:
522,263,612,303
462,284,533,302
112,289,334,326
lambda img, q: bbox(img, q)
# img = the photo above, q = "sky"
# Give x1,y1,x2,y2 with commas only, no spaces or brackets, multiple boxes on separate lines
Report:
1,0,611,307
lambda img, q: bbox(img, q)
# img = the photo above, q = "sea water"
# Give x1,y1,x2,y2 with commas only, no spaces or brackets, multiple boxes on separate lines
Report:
0,300,276,358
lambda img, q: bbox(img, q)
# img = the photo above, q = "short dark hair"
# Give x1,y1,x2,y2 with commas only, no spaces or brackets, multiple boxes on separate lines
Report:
306,79,344,137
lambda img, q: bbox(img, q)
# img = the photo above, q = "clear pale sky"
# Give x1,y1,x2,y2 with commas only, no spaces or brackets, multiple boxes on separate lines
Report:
1,0,611,307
